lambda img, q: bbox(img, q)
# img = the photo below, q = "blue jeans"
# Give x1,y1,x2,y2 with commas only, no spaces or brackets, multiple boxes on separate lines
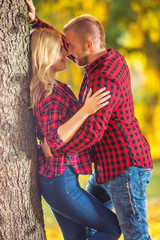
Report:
39,165,121,240
86,166,152,240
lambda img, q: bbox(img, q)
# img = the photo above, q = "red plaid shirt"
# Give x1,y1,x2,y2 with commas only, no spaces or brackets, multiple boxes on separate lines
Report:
35,80,92,177
33,19,153,183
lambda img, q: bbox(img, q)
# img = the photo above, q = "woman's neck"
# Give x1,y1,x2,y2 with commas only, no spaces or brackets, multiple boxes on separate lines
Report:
49,68,56,81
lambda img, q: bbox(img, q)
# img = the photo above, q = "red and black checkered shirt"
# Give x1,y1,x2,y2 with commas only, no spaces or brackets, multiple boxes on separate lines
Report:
35,80,92,177
33,19,153,183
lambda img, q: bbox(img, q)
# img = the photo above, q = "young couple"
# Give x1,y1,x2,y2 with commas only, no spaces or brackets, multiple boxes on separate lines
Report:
26,0,153,239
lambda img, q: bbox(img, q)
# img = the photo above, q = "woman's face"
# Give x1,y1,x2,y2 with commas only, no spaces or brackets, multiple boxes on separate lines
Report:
50,46,67,73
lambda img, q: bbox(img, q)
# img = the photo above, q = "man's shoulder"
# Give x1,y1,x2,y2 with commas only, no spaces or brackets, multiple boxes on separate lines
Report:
105,48,125,61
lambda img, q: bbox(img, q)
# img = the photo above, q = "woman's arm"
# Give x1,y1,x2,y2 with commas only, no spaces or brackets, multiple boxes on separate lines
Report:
25,0,36,23
58,88,110,143
41,88,110,157
25,0,75,61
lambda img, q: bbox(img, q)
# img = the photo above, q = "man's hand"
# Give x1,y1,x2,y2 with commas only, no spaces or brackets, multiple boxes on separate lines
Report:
41,139,53,158
25,0,36,23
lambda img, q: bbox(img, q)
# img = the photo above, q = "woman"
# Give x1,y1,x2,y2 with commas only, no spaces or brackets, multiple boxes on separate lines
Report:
30,28,121,240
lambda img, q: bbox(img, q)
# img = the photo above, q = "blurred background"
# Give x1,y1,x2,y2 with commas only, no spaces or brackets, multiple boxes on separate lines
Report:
33,0,160,239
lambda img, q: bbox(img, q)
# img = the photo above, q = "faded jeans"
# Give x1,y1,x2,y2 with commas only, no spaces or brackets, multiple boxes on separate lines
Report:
86,166,153,240
39,165,121,240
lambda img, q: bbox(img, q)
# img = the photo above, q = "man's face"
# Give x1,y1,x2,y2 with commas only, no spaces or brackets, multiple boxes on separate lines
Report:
65,30,89,67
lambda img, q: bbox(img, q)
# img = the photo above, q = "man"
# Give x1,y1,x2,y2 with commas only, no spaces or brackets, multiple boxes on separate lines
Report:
26,1,153,239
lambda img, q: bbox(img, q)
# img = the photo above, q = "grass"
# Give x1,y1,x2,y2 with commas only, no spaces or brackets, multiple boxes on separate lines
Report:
42,160,160,239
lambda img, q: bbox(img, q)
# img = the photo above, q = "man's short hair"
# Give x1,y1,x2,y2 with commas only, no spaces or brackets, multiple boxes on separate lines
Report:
63,14,106,49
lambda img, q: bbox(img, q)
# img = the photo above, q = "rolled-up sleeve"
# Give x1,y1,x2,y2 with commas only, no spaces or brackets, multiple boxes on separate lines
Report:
39,98,67,156
32,18,75,62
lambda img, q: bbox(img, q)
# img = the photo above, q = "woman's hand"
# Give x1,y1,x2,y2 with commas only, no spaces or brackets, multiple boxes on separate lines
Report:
25,0,36,23
41,139,53,158
83,88,111,115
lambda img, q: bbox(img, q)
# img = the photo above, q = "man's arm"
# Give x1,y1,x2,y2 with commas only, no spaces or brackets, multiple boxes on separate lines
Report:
39,87,111,157
42,77,122,157
56,76,123,154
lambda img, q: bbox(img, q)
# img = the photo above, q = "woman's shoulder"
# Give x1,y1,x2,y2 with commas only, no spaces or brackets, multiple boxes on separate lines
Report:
39,82,69,110
37,80,78,112
55,80,70,92
55,79,67,87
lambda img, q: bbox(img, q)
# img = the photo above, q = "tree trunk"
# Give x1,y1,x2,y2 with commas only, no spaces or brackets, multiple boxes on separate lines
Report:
0,0,47,239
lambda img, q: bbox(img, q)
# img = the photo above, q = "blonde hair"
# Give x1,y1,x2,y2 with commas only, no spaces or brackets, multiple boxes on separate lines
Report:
63,14,106,49
30,28,62,113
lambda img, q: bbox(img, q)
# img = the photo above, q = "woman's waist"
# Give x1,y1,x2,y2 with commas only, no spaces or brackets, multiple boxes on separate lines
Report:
38,154,92,176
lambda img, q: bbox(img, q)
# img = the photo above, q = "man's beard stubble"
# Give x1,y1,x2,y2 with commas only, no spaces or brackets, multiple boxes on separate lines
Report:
77,44,89,67
77,55,89,67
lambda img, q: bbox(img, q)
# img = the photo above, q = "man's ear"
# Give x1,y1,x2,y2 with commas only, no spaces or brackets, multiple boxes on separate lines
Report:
85,40,93,51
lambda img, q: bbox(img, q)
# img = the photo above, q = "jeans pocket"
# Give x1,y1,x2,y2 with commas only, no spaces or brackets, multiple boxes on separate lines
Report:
139,170,152,198
130,168,152,200
39,180,56,205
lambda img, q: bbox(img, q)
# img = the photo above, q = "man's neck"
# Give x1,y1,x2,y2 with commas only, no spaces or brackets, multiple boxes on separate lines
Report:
88,49,107,65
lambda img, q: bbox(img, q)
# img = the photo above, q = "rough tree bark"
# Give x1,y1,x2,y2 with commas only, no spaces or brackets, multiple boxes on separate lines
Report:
0,0,47,239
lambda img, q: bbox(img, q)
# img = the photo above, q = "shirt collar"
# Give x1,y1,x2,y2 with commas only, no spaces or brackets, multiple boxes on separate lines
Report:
84,48,114,76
